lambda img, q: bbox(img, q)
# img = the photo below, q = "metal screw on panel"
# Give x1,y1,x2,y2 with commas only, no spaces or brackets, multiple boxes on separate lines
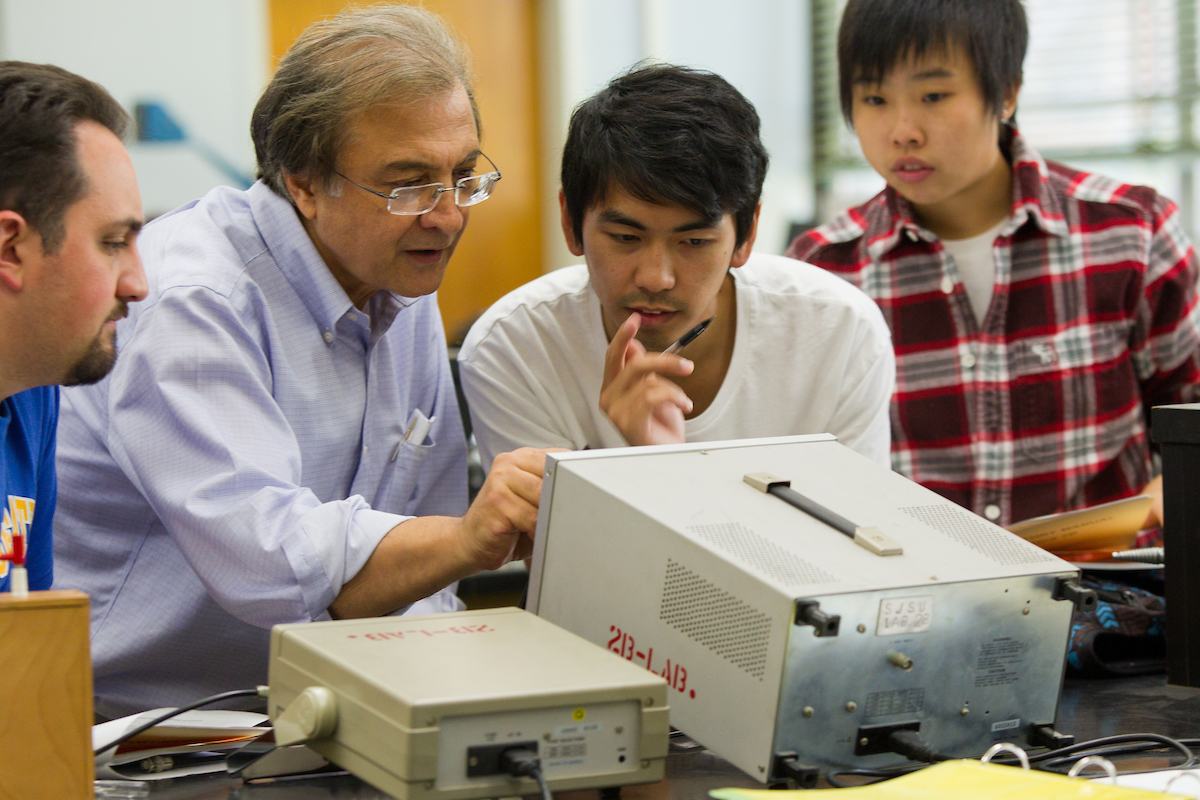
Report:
469,756,479,767
803,707,814,718
758,765,765,773
615,726,624,734
845,701,857,712
859,737,869,747
961,708,970,716
645,697,654,706
1022,607,1030,615
857,624,867,633
642,760,651,768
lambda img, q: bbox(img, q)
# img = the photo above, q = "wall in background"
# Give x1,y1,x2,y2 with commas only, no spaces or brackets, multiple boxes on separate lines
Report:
0,0,268,217
540,0,813,264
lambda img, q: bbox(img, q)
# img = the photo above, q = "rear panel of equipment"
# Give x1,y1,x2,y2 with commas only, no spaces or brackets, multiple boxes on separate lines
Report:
775,575,1073,770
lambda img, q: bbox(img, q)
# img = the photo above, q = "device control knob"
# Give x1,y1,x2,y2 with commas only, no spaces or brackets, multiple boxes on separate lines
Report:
274,686,339,746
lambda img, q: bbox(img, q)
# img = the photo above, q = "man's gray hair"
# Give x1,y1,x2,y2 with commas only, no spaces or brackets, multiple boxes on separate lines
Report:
250,4,478,201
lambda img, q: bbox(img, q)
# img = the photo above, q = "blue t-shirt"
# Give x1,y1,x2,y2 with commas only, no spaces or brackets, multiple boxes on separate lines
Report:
0,386,57,591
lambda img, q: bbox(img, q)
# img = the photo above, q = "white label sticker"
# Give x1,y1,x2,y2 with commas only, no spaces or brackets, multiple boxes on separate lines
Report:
876,595,934,636
992,718,1020,733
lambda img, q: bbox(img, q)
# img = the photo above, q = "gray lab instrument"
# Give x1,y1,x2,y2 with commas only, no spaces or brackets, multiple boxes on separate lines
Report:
527,435,1089,782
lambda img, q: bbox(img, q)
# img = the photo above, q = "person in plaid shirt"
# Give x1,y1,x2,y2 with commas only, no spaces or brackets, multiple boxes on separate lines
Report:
788,0,1200,528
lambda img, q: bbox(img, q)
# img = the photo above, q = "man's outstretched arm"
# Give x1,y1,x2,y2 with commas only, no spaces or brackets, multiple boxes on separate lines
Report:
329,447,549,619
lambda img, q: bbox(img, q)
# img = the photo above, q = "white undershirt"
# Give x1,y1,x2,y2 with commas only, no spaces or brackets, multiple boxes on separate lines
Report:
941,219,1007,325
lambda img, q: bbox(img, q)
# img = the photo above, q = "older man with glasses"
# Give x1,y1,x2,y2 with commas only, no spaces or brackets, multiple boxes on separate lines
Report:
52,6,548,719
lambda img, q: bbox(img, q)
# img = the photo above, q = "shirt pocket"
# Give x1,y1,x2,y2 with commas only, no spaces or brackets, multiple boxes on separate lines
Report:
1010,324,1132,463
376,436,436,514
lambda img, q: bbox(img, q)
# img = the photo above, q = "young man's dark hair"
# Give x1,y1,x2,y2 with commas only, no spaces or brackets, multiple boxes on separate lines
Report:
0,62,128,252
837,0,1027,124
560,63,768,248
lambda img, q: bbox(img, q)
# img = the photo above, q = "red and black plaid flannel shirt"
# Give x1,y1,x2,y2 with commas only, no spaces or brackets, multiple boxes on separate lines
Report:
788,130,1200,527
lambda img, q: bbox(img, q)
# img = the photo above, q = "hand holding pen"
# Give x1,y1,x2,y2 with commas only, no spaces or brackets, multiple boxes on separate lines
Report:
599,313,712,447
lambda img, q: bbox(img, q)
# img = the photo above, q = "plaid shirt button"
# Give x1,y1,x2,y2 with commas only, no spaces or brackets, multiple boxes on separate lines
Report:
940,275,954,294
984,504,1001,521
961,352,977,369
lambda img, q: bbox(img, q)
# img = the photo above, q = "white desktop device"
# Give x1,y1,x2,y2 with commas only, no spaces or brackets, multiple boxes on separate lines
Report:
267,607,669,799
528,435,1086,783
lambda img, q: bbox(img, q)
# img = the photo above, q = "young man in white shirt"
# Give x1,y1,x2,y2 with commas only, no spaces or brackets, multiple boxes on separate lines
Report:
458,64,895,468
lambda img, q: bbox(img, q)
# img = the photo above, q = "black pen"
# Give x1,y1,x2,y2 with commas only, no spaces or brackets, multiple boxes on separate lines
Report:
663,316,714,355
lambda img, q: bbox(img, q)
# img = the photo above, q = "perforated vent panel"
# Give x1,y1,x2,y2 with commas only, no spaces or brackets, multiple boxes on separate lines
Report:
900,504,1056,565
659,559,772,679
687,522,837,588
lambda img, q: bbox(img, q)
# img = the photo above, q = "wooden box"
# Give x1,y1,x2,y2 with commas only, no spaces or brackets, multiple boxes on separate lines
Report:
0,590,93,799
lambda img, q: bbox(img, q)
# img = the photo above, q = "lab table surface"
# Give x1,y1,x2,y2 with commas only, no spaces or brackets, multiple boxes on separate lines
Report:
119,674,1200,798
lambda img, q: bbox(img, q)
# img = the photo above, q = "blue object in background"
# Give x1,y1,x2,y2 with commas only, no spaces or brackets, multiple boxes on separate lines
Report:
134,102,186,142
134,101,252,189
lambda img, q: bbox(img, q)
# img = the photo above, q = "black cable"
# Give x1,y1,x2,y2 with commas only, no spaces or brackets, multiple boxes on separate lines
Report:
887,729,951,762
987,733,1194,774
94,687,265,757
500,747,552,800
827,732,1196,788
826,764,925,788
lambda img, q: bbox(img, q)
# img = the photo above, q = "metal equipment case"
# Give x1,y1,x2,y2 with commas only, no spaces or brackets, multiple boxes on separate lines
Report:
528,436,1079,781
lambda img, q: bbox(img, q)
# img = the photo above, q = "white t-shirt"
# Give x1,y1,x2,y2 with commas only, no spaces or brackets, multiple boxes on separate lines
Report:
941,219,1006,325
457,252,896,469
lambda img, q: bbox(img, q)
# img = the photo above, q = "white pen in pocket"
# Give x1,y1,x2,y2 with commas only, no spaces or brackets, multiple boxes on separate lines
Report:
662,316,714,356
392,409,435,461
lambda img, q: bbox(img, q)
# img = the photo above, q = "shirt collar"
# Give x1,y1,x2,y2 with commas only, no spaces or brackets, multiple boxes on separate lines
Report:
863,127,1069,262
248,181,409,340
1004,127,1070,239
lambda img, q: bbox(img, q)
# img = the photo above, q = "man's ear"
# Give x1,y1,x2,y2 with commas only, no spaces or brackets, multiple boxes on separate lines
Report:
284,172,320,221
0,211,33,293
559,189,585,257
730,203,762,269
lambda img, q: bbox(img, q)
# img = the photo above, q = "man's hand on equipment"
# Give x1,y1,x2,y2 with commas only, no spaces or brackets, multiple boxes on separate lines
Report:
457,447,553,569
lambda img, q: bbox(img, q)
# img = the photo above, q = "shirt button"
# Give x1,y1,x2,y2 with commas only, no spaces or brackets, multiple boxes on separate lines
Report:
940,275,954,294
961,352,977,369
323,331,334,344
347,311,357,321
984,504,1001,521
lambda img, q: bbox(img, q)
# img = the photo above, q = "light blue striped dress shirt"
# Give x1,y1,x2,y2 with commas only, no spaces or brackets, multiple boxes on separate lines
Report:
53,182,467,719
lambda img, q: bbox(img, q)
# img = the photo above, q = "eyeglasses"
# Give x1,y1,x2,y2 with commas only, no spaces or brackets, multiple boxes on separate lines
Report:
334,153,502,216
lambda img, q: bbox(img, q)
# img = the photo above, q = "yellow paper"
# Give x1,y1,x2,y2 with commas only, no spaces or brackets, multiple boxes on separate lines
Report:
710,760,1174,800
1006,495,1152,553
